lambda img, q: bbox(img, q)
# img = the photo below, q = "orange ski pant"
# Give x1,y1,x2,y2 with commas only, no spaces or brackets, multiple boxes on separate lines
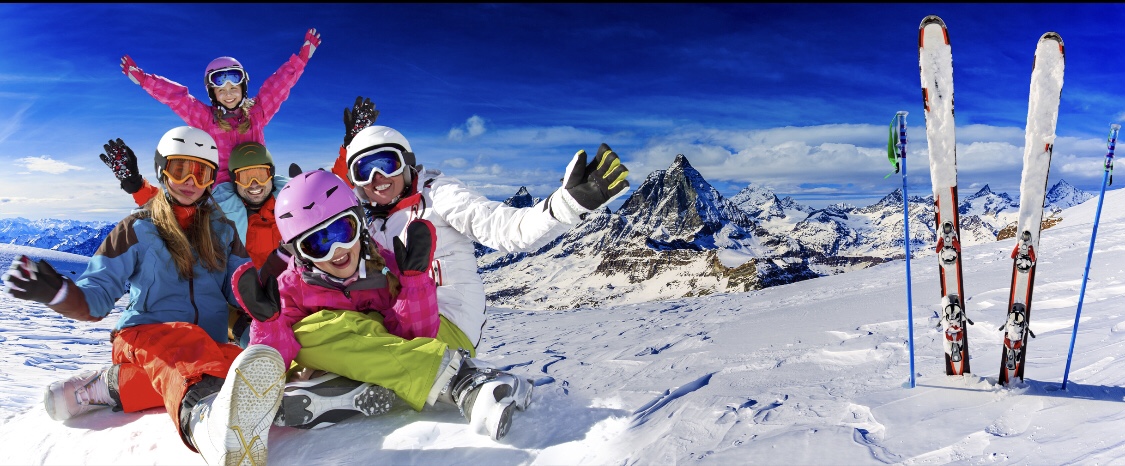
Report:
110,322,242,450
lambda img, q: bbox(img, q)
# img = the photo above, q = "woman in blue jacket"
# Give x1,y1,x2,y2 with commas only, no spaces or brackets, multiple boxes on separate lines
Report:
2,127,286,465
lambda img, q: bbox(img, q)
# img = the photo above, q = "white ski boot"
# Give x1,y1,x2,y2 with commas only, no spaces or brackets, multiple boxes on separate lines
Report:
427,349,534,440
43,366,117,421
187,344,285,466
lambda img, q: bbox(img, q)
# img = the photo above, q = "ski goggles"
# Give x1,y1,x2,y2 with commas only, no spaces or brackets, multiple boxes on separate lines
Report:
294,210,362,262
349,148,406,186
232,165,273,189
207,67,247,88
162,156,216,189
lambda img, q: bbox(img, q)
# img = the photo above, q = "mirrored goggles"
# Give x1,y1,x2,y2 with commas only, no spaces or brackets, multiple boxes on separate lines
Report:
295,210,362,262
233,165,273,189
163,156,216,189
207,67,247,87
349,148,406,186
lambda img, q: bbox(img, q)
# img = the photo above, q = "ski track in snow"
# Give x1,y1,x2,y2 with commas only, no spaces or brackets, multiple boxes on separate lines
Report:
5,192,1125,463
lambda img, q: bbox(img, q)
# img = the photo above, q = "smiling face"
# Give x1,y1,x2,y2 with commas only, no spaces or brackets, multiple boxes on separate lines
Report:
310,238,362,279
236,179,272,205
360,172,405,206
166,178,206,205
212,82,243,109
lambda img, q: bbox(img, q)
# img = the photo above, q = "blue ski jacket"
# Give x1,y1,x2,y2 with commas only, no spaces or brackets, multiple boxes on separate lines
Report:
76,206,250,343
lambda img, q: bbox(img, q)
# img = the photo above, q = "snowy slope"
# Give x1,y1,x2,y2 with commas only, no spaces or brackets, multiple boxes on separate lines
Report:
2,188,1125,464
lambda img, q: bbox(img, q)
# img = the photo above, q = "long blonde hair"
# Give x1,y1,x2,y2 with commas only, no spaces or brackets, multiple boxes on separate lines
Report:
146,190,227,280
213,98,255,134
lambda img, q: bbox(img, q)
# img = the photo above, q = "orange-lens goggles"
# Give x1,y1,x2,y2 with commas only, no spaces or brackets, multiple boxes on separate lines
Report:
163,156,216,189
233,165,273,189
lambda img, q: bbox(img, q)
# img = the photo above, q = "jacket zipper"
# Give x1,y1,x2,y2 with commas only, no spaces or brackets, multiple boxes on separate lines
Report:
189,277,199,325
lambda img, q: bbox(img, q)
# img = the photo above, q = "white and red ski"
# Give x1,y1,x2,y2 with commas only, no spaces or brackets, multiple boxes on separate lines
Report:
999,31,1065,386
919,15,971,376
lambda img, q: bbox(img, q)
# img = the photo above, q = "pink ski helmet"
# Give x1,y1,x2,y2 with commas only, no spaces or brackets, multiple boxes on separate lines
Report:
204,56,249,106
275,169,362,244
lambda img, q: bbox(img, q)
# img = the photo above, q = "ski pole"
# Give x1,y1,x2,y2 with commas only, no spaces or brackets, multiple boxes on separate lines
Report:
892,111,917,388
1061,123,1119,390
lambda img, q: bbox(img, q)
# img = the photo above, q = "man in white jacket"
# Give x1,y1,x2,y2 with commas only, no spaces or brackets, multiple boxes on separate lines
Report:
342,125,630,352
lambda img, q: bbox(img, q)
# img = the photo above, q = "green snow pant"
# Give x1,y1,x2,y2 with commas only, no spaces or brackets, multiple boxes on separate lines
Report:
292,310,476,411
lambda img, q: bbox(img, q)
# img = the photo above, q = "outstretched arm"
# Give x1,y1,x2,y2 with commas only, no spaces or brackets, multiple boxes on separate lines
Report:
253,28,319,124
120,54,214,129
3,256,97,322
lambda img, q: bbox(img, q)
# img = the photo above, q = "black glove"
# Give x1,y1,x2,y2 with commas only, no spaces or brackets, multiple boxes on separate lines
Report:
3,255,66,304
343,96,379,147
99,138,144,194
235,249,287,322
561,143,630,210
393,219,436,276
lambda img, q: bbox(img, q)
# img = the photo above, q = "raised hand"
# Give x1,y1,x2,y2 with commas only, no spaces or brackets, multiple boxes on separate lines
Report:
119,55,145,86
2,255,67,305
99,138,144,194
393,220,436,277
233,249,287,322
298,28,321,62
343,96,379,147
560,143,630,211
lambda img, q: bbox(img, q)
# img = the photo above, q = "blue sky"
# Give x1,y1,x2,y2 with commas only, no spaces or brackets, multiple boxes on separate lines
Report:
2,4,1124,221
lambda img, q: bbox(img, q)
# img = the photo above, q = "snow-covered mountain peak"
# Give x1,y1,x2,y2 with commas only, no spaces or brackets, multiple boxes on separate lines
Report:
503,186,538,208
1045,179,1094,210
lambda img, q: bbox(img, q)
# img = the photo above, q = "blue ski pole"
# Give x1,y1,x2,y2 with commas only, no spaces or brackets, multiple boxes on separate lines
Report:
888,111,916,388
1061,123,1119,390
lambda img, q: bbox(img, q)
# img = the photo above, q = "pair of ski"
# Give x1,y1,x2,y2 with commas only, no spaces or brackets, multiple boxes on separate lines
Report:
918,16,1065,386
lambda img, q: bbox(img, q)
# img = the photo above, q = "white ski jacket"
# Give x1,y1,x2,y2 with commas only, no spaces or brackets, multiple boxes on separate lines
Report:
357,167,584,348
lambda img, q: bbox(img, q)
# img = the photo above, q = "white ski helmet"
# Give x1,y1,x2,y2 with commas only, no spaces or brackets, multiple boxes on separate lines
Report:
154,126,219,184
345,125,417,184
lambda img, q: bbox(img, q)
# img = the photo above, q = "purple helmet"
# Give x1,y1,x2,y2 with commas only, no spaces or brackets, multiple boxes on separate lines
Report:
276,170,361,244
204,56,249,106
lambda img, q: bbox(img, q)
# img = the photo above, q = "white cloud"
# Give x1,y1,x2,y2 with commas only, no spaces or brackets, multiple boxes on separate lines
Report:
16,156,85,174
443,157,469,168
448,115,488,141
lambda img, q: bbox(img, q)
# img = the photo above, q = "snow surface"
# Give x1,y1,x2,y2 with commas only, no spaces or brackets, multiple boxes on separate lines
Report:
4,190,1125,464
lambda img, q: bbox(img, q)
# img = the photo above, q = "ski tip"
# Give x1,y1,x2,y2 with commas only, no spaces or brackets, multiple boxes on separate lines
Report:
919,15,950,47
920,15,947,29
1039,31,1064,55
1035,31,1064,58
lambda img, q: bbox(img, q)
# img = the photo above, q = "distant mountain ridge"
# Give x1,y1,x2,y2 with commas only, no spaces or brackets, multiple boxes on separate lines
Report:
477,154,1092,309
0,218,114,256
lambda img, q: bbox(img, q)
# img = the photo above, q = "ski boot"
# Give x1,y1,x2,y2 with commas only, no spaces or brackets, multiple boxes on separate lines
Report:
427,349,534,440
274,371,397,430
43,365,119,421
184,344,286,466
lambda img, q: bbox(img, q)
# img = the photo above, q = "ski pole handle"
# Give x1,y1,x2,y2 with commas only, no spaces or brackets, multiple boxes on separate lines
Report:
896,111,908,159
1108,124,1119,184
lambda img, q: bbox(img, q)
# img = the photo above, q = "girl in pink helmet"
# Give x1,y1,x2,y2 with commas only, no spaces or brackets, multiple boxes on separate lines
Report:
119,28,320,184
233,169,533,439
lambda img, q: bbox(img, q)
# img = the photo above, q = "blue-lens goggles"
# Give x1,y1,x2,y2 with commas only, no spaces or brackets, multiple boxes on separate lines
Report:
207,67,247,87
349,149,405,186
296,211,361,262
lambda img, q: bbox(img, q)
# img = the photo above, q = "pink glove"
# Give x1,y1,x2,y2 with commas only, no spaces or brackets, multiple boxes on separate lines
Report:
298,28,321,62
120,55,145,86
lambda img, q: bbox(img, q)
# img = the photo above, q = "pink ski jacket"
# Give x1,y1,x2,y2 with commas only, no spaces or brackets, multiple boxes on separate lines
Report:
139,55,307,184
239,247,440,368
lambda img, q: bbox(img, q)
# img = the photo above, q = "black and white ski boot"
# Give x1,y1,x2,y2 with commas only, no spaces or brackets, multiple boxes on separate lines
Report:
274,371,397,430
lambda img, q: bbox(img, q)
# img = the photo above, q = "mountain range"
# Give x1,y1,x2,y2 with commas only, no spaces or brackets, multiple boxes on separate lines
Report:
478,155,1093,309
